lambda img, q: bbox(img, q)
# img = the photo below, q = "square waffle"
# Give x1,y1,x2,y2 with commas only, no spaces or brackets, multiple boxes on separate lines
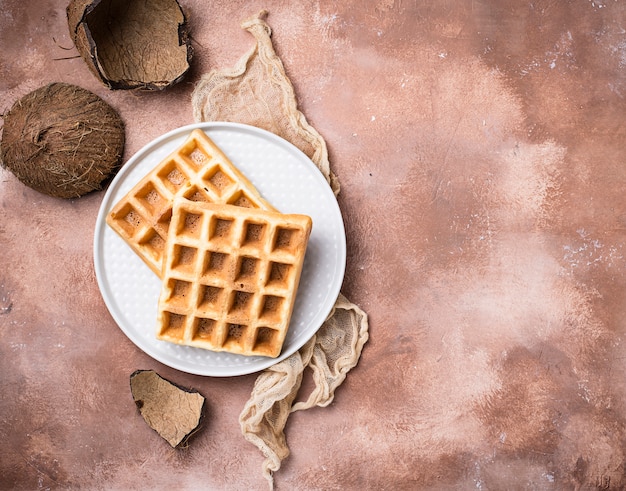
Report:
156,197,312,358
106,129,275,276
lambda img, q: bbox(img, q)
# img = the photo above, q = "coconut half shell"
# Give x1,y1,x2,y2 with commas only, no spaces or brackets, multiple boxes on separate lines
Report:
67,0,192,90
0,82,125,199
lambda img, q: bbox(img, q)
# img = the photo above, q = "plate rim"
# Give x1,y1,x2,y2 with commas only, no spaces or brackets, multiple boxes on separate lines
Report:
93,121,346,376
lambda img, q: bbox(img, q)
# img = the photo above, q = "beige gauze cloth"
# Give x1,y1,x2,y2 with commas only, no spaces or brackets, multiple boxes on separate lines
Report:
191,10,369,490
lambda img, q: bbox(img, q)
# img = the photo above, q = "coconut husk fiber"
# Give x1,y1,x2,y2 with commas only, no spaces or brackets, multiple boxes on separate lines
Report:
0,82,125,199
67,0,192,90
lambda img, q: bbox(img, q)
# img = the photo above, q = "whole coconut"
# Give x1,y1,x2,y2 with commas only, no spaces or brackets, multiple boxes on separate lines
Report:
0,82,125,199
67,0,192,90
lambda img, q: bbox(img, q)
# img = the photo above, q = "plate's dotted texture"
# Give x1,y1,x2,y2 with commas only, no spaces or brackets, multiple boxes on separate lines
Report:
95,123,345,376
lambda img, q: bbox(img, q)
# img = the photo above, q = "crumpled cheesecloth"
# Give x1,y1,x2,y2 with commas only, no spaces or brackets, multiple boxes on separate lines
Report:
191,10,369,490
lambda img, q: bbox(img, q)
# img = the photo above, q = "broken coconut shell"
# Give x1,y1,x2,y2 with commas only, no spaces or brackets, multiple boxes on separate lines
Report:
0,82,125,199
130,370,206,448
67,0,192,90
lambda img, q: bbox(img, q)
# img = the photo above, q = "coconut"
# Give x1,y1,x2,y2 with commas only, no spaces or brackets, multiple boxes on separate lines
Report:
67,0,192,90
130,370,206,448
0,82,125,199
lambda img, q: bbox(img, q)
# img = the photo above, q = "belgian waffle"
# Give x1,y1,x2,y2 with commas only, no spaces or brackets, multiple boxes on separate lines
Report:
156,197,312,358
106,129,275,276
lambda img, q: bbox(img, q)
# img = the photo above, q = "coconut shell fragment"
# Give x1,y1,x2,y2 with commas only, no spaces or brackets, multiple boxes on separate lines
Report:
130,370,206,448
67,0,192,90
0,82,125,199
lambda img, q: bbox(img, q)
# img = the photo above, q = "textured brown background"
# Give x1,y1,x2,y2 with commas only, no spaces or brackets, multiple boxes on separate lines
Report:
2,0,626,489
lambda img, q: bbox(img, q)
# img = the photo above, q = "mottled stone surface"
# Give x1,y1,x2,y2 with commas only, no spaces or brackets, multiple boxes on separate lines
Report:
2,1,626,489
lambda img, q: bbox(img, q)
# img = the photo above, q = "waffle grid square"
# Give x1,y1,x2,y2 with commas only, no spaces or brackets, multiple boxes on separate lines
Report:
156,198,312,358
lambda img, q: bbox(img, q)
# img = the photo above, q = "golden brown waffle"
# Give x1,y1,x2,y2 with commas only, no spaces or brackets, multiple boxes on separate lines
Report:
106,129,275,276
156,198,312,358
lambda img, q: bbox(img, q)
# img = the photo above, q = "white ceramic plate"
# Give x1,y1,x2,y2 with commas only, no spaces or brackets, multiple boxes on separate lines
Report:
94,122,346,376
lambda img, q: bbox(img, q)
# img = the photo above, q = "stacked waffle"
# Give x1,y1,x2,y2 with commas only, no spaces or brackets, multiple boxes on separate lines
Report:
107,129,312,358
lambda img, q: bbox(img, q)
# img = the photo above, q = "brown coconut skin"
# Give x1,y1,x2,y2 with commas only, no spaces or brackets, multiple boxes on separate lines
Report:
67,0,192,91
0,83,125,199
